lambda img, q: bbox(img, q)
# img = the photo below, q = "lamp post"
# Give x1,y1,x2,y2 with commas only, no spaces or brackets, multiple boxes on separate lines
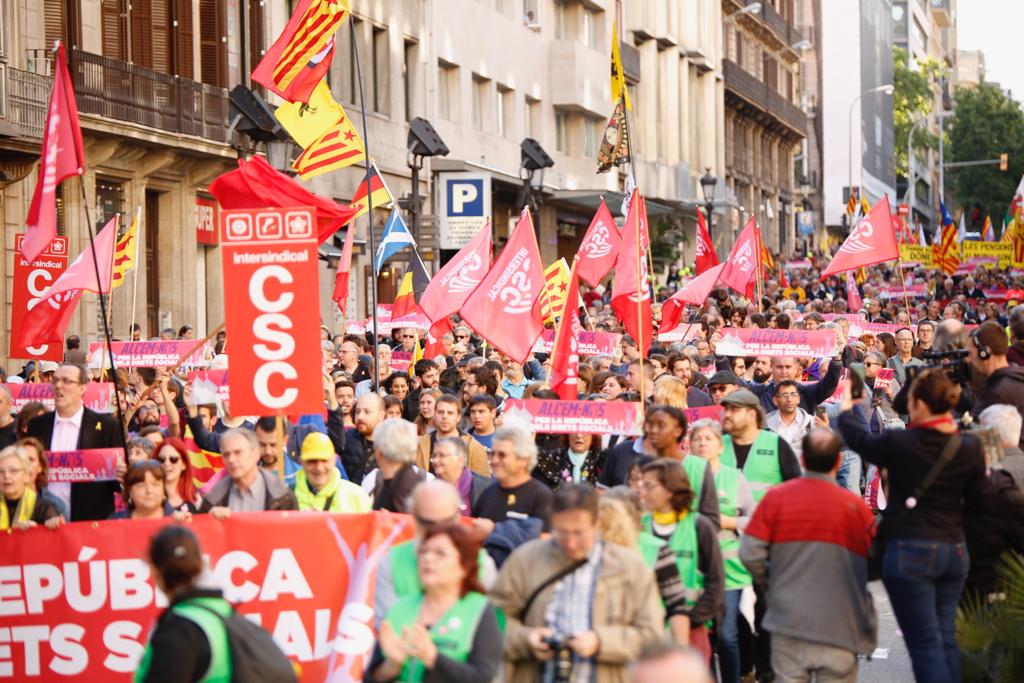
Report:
406,117,450,242
848,84,894,206
700,167,717,232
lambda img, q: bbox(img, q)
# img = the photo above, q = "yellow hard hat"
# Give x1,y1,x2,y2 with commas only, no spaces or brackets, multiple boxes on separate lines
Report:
300,432,334,461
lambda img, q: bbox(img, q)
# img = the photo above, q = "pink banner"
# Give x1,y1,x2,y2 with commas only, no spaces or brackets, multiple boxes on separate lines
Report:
46,448,123,482
502,399,643,435
532,329,622,356
785,259,813,270
684,405,723,424
4,382,114,413
848,322,915,338
187,369,230,404
391,351,412,374
658,324,703,343
874,367,896,393
876,285,929,300
714,328,837,358
821,313,867,324
88,340,209,368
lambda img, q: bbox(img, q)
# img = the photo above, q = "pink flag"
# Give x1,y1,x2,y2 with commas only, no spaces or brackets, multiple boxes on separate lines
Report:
845,272,863,311
611,192,653,352
18,216,118,348
659,263,726,333
420,222,492,336
575,199,621,287
23,43,85,263
459,211,544,363
820,195,900,279
695,209,719,275
331,223,357,317
719,218,759,298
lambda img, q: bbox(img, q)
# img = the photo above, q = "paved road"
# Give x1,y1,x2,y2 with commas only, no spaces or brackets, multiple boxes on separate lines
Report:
856,581,915,682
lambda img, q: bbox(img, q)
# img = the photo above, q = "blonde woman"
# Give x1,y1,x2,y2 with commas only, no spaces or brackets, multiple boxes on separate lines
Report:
653,376,689,409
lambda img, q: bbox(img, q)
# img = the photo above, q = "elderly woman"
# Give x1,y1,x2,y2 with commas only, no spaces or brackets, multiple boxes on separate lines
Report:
109,461,177,520
430,437,489,516
127,436,157,464
18,437,68,520
689,419,755,683
362,419,429,513
0,445,64,530
533,432,606,490
367,523,501,683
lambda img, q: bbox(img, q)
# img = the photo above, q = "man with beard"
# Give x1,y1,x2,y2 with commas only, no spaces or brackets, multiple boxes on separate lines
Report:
402,359,455,420
721,347,842,414
342,394,386,483
750,357,772,384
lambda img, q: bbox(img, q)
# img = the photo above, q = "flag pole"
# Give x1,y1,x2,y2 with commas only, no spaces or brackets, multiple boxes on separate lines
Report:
895,258,912,316
129,206,141,339
633,195,646,416
351,17,380,392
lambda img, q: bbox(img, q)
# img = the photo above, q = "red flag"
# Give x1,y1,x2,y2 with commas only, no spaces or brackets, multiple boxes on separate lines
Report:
250,0,348,103
820,195,899,279
391,271,416,318
575,199,621,287
459,210,544,363
778,265,789,289
420,222,492,336
549,264,582,400
19,216,118,348
719,218,759,298
331,223,356,316
659,262,726,333
421,318,451,360
845,272,863,311
23,43,85,263
611,192,653,352
209,156,356,244
695,209,719,275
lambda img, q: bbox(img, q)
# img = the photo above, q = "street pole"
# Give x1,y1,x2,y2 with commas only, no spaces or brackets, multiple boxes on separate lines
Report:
848,85,894,211
906,116,923,218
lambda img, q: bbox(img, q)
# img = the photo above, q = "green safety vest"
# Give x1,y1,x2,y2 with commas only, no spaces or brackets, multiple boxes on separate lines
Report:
642,512,703,606
389,540,490,599
384,591,489,682
714,465,753,590
135,597,232,683
721,430,783,502
682,455,707,512
637,531,663,568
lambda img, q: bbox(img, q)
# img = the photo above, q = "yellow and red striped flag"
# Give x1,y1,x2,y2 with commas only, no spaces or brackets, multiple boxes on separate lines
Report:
539,258,571,325
293,112,365,179
182,425,224,490
110,208,139,290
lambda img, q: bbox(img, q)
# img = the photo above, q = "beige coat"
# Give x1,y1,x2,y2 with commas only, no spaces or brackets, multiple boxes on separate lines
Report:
416,433,491,477
489,537,665,683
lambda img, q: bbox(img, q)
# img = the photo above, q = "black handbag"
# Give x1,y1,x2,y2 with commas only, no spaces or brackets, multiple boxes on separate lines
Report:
867,434,961,581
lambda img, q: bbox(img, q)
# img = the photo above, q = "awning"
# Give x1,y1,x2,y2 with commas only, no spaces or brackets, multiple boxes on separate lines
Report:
549,189,698,219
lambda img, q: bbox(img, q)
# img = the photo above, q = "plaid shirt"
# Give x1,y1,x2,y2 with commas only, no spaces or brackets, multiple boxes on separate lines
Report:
544,541,603,683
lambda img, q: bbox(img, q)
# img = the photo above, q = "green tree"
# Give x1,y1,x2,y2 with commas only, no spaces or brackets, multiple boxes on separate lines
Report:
893,46,942,179
948,82,1024,223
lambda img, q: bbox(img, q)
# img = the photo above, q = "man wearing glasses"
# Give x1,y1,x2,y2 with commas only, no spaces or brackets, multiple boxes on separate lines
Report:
27,363,123,521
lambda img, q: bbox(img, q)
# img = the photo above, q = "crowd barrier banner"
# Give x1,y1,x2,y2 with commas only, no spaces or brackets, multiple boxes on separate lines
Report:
45,448,123,483
87,341,209,368
9,235,69,362
962,240,1012,267
714,328,837,358
220,207,324,417
3,383,114,414
0,512,412,682
503,399,643,435
898,244,934,267
532,329,622,356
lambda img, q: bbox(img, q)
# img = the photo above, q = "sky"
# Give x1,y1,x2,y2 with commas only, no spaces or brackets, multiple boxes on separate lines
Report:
956,1,1024,103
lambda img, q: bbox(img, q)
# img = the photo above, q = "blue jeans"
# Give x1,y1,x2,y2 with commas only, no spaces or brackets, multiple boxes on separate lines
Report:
716,589,743,683
882,539,968,683
835,450,861,495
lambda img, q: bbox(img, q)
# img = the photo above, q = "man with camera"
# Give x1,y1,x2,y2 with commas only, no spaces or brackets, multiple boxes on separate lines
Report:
490,483,664,683
969,321,1024,449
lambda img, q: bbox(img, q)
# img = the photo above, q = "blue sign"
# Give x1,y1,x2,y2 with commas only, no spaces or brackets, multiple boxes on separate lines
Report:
439,172,492,249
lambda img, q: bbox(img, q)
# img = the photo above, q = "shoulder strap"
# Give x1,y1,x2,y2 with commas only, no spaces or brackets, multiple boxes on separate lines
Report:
909,434,961,505
519,558,587,621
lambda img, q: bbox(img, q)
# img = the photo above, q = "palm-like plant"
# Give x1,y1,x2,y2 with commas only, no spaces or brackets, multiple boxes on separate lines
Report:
957,551,1024,682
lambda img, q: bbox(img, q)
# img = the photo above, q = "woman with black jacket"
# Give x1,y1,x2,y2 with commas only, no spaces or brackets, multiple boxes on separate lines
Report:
838,369,990,683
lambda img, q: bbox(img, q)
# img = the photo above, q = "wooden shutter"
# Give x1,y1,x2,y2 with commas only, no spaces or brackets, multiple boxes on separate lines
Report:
150,0,171,74
131,0,154,68
249,0,266,72
101,0,127,60
199,0,226,87
44,0,66,52
172,0,195,79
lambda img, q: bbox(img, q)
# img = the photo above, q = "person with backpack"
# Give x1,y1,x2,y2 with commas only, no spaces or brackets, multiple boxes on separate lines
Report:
135,525,296,683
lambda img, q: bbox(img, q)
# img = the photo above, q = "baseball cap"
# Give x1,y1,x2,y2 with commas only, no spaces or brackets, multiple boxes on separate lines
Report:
707,371,740,387
300,432,335,461
720,388,761,408
39,361,59,374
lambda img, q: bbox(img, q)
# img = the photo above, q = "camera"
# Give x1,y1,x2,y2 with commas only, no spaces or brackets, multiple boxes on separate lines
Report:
542,633,573,683
908,348,971,386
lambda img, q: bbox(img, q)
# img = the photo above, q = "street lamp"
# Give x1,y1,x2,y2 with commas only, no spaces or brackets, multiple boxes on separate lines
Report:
406,117,450,242
700,168,717,231
848,84,894,207
517,138,555,217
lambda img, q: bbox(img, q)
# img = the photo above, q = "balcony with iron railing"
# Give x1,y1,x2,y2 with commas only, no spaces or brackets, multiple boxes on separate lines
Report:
1,50,234,147
723,59,807,139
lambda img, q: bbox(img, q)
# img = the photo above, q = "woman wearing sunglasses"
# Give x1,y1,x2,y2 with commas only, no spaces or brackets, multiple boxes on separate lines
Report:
155,439,200,513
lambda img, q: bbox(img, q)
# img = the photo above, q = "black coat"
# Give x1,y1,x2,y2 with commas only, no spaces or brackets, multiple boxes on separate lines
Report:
971,365,1024,449
27,407,123,522
136,588,224,683
964,470,1024,598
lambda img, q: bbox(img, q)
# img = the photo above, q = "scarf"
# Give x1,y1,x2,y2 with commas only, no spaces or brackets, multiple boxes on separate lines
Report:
652,509,687,526
294,469,341,511
1,487,37,530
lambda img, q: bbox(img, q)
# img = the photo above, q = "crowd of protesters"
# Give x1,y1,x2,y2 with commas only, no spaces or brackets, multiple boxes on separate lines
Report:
3,253,1024,683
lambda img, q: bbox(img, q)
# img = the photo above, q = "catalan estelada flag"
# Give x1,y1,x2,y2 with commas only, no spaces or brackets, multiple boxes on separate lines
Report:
110,208,139,290
293,112,365,179
251,0,350,102
348,163,393,221
539,258,571,325
933,202,961,275
182,425,224,490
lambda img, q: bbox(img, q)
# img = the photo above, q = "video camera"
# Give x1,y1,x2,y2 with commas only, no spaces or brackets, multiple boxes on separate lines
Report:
907,348,971,386
542,633,573,683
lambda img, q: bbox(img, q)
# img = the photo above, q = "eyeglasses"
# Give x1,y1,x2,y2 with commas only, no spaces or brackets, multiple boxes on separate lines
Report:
455,335,469,340
137,405,158,413
157,454,180,465
402,334,416,339
0,467,26,477
51,377,82,386
864,361,881,367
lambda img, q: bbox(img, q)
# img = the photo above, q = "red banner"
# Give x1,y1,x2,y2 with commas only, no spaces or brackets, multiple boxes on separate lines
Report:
876,285,929,300
873,367,896,393
3,383,114,413
503,399,643,435
88,340,209,368
0,512,412,681
715,328,837,358
848,322,916,338
684,405,724,424
9,234,69,362
195,196,219,245
532,329,622,357
45,448,123,483
220,207,323,416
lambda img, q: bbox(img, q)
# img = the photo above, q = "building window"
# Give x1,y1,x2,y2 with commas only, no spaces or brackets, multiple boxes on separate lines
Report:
523,0,540,28
735,31,744,67
47,0,82,53
763,54,778,91
555,110,568,152
525,95,540,138
199,0,227,86
583,117,597,157
403,40,418,121
581,9,599,48
472,74,489,130
438,60,458,120
554,1,566,39
371,25,389,114
497,85,513,138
